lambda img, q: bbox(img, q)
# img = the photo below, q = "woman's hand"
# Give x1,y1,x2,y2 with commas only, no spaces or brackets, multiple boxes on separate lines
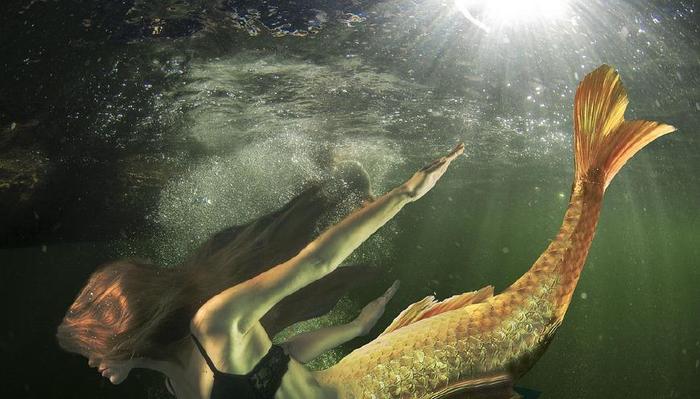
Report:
401,143,464,201
353,280,400,335
280,281,399,362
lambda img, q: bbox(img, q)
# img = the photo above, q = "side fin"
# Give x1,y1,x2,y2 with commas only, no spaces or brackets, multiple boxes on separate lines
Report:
380,286,494,336
379,296,435,336
421,286,494,319
573,65,676,190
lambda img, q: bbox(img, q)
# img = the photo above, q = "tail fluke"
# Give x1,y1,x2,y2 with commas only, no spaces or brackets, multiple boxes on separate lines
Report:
573,65,676,189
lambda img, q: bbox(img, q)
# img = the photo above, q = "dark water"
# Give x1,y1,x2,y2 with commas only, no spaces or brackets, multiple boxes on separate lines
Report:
1,0,698,398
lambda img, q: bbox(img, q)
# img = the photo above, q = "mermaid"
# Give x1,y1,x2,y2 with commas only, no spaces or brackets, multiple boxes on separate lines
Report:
57,141,464,398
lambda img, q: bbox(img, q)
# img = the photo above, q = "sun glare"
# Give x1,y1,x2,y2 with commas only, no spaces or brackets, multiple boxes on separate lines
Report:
455,0,570,32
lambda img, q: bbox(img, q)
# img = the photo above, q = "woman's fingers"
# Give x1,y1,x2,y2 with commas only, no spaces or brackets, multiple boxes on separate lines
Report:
401,142,464,201
355,281,401,334
420,143,465,172
446,142,465,159
381,280,400,304
406,143,464,198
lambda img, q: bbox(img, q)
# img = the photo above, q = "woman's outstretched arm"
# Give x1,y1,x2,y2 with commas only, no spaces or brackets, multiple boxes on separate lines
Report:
281,281,399,363
194,144,464,336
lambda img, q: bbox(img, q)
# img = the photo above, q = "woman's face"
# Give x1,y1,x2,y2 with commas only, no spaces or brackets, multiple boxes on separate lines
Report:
88,357,135,385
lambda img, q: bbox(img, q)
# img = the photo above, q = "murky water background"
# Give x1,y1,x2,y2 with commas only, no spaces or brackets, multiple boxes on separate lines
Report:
1,0,698,398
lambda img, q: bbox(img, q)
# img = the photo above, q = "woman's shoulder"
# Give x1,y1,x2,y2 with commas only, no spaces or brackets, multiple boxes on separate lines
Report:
190,294,240,339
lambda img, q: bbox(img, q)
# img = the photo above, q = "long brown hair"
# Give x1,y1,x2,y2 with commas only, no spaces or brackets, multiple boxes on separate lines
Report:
56,260,191,360
57,183,380,361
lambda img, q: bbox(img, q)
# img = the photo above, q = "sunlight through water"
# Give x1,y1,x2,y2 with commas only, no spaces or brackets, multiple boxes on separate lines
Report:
455,0,571,32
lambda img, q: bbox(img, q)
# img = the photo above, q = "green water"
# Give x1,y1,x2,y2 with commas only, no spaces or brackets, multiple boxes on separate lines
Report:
1,0,698,398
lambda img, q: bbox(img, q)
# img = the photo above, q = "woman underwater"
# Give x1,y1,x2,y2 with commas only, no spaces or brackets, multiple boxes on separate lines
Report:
57,144,465,399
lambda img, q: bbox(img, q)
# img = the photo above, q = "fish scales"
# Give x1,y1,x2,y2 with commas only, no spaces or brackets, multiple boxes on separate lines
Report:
316,183,601,399
314,65,675,399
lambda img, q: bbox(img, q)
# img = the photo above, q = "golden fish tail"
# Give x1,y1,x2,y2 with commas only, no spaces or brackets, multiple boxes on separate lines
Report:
317,65,678,399
539,64,677,320
573,64,676,189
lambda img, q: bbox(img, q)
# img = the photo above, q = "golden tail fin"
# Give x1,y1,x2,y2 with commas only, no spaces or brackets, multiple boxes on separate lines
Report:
574,65,676,190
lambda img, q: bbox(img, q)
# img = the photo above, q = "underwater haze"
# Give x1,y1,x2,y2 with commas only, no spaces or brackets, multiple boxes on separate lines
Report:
1,0,698,398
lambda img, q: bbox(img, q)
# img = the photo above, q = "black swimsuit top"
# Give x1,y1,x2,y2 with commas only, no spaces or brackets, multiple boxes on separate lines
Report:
190,334,290,399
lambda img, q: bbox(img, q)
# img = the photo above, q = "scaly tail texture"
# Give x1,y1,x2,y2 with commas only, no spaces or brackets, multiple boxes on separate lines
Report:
510,64,678,322
510,64,677,325
315,65,676,399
